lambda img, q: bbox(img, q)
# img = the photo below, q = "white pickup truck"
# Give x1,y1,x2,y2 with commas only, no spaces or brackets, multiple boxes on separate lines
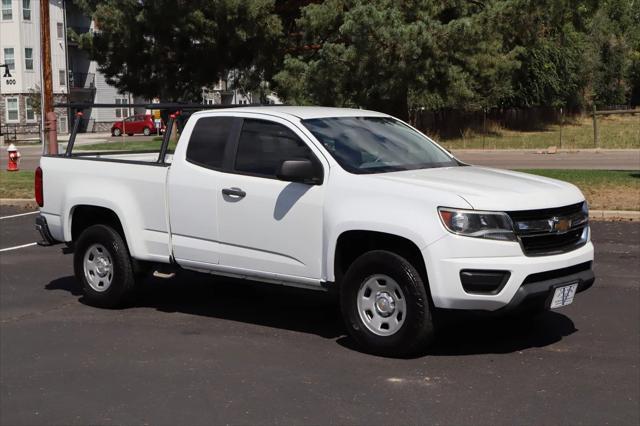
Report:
36,106,594,356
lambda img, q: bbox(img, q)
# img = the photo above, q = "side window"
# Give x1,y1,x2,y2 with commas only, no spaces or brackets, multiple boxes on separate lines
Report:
235,119,316,178
186,116,234,170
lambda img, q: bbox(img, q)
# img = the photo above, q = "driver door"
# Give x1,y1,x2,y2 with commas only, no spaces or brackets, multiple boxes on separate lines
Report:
216,116,327,283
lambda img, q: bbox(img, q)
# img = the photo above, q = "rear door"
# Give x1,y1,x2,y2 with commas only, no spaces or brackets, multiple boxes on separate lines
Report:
167,116,239,266
133,115,145,133
215,116,327,282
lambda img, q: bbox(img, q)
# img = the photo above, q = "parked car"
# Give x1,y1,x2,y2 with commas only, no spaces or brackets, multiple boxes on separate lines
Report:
36,106,594,356
111,114,164,136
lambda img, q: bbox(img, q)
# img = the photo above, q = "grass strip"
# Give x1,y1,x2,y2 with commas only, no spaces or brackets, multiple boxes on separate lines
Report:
517,169,640,211
0,170,35,199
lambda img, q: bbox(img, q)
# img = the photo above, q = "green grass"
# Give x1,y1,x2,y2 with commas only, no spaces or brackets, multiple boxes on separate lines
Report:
0,170,35,199
438,114,640,150
518,169,639,185
78,139,177,152
517,169,640,211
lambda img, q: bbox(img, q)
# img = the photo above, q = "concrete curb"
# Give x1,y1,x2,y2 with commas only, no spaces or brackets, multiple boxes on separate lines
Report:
589,210,640,221
0,198,38,210
1,199,638,221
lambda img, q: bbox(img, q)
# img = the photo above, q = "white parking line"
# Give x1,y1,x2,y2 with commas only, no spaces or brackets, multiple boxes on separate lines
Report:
0,242,37,252
0,211,39,220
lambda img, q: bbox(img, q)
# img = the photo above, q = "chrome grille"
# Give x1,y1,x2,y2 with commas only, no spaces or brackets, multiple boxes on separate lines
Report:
507,202,589,256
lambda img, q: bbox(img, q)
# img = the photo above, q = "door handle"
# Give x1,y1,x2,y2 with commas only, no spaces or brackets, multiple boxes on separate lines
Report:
222,187,246,198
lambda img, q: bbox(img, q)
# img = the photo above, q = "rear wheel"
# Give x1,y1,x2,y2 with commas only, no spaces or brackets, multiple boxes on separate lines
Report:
340,250,434,357
143,127,151,136
74,224,138,308
112,128,122,137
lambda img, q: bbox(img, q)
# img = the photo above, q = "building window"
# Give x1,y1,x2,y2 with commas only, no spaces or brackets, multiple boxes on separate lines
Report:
2,0,12,20
24,48,33,70
25,97,36,121
57,22,64,38
59,69,66,86
115,98,129,118
58,116,68,134
22,0,30,20
3,48,14,70
5,98,19,122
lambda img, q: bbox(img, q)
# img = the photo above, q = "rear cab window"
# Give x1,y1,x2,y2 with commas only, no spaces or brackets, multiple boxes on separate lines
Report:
186,116,235,170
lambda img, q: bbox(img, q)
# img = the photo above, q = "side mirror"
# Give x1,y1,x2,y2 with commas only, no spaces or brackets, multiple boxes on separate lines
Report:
277,159,322,185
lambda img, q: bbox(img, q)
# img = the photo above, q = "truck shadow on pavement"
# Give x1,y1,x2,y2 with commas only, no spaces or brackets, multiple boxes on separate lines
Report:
46,271,577,357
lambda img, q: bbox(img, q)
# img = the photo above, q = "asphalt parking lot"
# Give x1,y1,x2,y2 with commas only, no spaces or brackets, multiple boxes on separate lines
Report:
1,206,639,425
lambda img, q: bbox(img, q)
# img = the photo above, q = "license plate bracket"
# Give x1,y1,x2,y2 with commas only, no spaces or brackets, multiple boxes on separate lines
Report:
547,281,579,309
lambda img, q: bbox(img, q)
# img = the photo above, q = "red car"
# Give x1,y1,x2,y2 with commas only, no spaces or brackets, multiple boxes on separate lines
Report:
111,114,164,136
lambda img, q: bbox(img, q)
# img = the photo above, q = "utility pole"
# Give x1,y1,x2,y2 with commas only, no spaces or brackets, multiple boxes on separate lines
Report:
40,0,57,154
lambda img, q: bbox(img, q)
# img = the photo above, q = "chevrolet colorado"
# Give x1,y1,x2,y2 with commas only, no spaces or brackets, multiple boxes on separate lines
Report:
36,106,594,356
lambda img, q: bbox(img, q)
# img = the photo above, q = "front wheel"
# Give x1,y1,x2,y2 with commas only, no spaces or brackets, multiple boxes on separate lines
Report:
340,250,434,357
112,128,122,137
73,224,138,308
143,127,151,136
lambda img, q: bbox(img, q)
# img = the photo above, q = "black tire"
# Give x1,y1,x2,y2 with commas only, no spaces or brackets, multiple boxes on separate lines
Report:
112,128,121,137
340,250,434,357
73,224,137,308
143,127,151,136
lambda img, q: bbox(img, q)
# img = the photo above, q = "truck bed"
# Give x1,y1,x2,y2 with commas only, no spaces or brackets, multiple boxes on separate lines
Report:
39,155,172,263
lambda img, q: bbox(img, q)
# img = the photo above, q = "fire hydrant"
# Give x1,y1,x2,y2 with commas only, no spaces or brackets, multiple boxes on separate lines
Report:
6,144,21,171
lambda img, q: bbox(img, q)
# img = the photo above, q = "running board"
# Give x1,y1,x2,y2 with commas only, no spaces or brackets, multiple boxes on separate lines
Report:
153,271,176,279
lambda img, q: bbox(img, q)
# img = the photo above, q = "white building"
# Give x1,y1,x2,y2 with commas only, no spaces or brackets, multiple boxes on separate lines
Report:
201,75,282,106
1,0,69,138
2,0,280,139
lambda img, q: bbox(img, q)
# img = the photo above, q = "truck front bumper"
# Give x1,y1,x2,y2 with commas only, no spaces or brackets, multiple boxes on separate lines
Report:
422,232,595,311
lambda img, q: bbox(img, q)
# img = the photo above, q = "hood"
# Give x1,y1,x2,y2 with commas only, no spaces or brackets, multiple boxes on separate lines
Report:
373,166,585,211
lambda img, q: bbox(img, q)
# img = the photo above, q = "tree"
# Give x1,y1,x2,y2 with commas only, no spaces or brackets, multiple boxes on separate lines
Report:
273,0,517,120
73,0,283,101
28,85,41,115
588,0,638,106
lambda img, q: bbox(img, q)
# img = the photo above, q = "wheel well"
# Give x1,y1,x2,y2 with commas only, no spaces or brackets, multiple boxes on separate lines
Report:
334,230,428,285
71,205,126,243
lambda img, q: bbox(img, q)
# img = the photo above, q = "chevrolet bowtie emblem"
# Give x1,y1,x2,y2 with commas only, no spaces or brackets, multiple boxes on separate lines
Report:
551,217,572,233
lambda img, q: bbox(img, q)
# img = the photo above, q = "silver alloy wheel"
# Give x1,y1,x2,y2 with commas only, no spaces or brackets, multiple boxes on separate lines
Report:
143,127,151,136
357,274,407,336
83,243,114,292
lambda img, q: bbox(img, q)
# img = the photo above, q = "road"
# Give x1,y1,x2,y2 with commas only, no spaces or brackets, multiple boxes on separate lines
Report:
0,207,638,425
2,138,640,172
454,149,640,170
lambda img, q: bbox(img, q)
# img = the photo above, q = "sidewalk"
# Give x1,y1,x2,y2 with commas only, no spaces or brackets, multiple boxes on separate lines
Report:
57,132,112,143
454,149,640,170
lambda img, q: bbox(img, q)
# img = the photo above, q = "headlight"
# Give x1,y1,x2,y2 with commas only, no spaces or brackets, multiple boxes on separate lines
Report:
438,207,516,241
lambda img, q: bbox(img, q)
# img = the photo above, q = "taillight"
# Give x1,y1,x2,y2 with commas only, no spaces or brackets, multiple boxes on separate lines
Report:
35,167,43,207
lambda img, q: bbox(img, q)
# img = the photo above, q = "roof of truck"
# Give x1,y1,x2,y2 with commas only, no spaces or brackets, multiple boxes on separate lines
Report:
191,106,390,120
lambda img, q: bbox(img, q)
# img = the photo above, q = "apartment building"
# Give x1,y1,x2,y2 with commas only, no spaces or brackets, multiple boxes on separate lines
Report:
65,1,144,133
0,0,68,138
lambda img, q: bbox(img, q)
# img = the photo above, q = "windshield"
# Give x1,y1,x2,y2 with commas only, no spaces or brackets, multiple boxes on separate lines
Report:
301,116,458,174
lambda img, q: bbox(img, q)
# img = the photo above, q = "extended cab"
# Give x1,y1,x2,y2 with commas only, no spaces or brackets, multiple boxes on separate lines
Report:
36,107,594,356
